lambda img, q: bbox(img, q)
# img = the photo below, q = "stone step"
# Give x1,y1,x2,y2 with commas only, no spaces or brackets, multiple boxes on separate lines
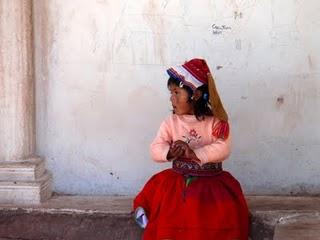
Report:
0,195,142,240
273,213,320,240
247,196,320,240
0,157,45,181
0,195,319,239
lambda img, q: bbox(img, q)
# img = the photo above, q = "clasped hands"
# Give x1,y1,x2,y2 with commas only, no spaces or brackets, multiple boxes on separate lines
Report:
167,140,201,164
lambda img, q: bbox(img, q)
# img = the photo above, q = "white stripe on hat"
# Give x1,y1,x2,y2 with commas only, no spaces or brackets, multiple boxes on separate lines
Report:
170,65,204,90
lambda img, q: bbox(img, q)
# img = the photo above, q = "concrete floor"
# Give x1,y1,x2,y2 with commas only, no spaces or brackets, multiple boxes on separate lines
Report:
0,195,319,239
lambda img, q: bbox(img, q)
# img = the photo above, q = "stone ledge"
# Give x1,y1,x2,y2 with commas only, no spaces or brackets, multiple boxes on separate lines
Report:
0,195,319,239
0,157,45,181
247,196,320,240
0,171,52,204
0,157,53,205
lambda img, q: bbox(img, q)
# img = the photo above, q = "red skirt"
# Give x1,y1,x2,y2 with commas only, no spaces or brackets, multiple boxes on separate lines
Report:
133,169,249,240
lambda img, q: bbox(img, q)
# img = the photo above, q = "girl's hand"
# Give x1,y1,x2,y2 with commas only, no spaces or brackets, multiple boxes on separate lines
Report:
167,142,185,161
172,140,201,164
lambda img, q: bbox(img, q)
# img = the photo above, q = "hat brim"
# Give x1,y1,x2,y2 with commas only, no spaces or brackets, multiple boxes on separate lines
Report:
167,66,204,91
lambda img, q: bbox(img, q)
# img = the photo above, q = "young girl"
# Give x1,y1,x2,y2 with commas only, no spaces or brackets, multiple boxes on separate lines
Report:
134,58,249,240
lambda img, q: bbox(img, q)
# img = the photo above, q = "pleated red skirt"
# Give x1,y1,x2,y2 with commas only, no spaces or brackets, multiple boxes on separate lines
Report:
134,169,249,240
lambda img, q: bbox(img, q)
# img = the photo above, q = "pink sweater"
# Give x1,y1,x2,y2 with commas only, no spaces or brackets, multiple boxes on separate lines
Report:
150,114,231,164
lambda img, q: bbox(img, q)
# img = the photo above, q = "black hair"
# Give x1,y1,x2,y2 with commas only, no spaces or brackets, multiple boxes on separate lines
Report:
167,77,213,120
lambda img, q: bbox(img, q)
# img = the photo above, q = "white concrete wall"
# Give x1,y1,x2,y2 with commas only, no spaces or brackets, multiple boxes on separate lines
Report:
33,0,320,195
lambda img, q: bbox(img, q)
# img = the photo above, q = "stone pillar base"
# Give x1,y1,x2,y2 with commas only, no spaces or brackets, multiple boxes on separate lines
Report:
0,157,52,204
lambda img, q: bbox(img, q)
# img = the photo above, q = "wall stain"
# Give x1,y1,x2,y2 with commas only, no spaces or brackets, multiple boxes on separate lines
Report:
234,11,243,20
109,171,120,180
235,39,242,50
32,1,56,149
308,55,314,70
276,96,284,105
143,0,166,65
96,0,108,4
226,0,257,12
216,65,223,70
280,74,319,131
33,1,55,113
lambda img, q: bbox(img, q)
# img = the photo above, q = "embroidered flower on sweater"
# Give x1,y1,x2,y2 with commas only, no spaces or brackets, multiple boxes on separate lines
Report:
183,129,201,144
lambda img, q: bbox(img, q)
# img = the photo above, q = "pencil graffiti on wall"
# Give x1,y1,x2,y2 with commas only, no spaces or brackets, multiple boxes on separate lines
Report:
212,24,231,35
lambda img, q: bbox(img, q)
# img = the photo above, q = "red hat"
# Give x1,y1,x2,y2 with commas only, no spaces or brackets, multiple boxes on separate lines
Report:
167,58,230,139
167,58,210,91
182,58,211,85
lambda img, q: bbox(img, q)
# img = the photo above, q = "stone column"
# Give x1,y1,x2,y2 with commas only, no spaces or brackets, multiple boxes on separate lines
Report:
0,0,52,204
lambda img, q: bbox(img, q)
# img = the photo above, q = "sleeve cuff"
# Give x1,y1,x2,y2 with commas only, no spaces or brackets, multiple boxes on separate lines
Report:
162,145,170,161
193,148,209,164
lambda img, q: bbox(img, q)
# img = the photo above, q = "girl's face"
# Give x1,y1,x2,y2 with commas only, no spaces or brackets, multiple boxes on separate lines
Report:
169,84,194,115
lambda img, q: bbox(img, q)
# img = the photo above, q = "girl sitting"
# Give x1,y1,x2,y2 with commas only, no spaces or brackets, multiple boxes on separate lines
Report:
134,58,249,240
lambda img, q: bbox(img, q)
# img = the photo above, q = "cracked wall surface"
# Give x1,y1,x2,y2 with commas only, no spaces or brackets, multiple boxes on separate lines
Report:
32,0,320,195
